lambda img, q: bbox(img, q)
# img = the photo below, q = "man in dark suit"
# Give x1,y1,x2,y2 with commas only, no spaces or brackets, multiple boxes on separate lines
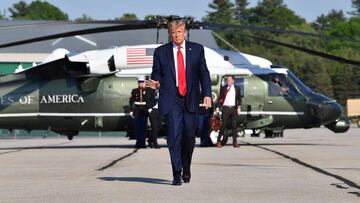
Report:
146,88,161,149
148,20,212,186
216,75,241,148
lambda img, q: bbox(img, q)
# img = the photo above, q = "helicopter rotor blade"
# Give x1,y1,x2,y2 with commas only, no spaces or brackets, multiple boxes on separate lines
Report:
235,32,360,66
0,21,153,48
198,22,360,43
0,17,359,65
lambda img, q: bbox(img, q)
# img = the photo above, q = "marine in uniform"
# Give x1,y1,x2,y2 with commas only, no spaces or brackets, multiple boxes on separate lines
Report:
129,76,148,148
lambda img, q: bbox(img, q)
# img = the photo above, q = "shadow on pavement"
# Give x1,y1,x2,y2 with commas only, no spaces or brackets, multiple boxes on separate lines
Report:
97,177,171,185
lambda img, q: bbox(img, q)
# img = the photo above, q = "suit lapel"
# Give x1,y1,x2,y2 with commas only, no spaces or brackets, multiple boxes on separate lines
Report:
166,43,176,83
185,41,192,84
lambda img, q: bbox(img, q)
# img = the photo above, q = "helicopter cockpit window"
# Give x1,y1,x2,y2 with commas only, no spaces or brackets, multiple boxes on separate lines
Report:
221,76,245,97
267,73,304,99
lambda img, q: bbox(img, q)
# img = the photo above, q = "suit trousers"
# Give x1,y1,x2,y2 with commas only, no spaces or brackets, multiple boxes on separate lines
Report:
165,95,196,176
197,114,211,146
217,107,238,144
133,110,147,147
149,108,161,145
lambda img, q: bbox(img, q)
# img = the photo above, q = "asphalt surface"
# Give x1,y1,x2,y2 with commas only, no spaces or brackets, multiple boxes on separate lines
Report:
0,128,359,203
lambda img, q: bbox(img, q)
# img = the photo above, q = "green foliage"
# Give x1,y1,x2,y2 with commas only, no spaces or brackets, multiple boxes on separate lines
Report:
115,13,138,21
206,0,360,104
312,9,346,31
206,0,235,24
0,10,5,19
8,1,27,19
9,0,68,20
234,0,249,24
144,15,156,20
247,0,305,28
349,0,360,16
75,14,93,22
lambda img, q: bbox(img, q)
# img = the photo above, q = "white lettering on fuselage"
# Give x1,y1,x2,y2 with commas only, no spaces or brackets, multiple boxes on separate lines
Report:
40,94,84,104
0,94,84,105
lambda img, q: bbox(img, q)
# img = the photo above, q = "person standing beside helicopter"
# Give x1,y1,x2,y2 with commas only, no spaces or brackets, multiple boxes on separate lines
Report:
129,76,148,148
216,75,241,148
147,19,212,186
146,86,161,149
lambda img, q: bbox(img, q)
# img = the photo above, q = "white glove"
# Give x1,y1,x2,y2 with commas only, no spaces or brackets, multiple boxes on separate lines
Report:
148,108,153,114
237,107,241,115
129,111,134,118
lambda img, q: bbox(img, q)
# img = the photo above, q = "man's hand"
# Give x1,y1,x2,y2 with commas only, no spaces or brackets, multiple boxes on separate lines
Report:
203,96,212,110
129,111,134,118
237,107,241,115
146,79,160,90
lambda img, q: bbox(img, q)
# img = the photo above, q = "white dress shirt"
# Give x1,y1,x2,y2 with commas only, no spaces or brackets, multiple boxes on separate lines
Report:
172,41,186,87
223,85,236,106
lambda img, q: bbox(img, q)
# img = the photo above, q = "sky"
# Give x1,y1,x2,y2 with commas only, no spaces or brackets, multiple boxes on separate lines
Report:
0,0,355,23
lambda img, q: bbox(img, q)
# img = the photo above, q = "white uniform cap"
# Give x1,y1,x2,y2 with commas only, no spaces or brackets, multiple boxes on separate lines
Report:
137,75,145,82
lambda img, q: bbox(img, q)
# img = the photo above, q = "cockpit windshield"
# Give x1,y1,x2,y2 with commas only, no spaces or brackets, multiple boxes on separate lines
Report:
264,71,310,100
286,70,314,96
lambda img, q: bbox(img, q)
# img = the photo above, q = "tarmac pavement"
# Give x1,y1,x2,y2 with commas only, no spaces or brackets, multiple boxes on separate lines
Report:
0,127,359,203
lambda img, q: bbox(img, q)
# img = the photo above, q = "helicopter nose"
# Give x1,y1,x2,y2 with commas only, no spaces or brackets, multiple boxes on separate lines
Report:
318,101,342,125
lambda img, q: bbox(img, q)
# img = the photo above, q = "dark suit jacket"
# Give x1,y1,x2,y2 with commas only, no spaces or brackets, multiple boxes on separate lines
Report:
217,85,242,108
145,88,157,109
151,41,211,115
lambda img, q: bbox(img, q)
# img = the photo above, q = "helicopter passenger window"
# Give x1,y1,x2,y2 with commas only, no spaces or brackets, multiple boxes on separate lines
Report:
268,74,287,96
221,76,245,97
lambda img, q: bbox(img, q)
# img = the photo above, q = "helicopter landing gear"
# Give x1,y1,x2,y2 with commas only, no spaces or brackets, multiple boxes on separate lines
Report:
60,131,78,140
264,129,284,138
264,130,273,138
251,129,261,137
274,130,284,137
43,126,51,139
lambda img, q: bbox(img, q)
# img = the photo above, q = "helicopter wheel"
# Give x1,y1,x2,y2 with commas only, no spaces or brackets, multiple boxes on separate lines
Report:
251,129,261,137
264,130,274,138
275,130,284,138
356,118,360,127
67,135,73,140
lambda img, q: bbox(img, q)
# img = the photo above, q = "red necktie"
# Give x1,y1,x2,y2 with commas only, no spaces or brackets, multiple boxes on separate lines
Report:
177,46,186,96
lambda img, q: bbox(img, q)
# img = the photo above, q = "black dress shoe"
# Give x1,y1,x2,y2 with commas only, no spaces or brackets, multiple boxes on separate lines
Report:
147,140,153,148
182,175,190,183
153,144,161,149
182,167,191,183
172,176,182,186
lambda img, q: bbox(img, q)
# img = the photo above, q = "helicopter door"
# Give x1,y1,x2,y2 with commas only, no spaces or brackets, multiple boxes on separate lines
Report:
263,73,306,128
243,75,269,128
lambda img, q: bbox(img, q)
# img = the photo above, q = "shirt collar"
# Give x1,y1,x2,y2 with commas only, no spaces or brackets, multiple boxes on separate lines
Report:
172,40,186,49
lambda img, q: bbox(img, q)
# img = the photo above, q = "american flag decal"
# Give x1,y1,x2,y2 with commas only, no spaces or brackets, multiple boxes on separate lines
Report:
126,48,154,65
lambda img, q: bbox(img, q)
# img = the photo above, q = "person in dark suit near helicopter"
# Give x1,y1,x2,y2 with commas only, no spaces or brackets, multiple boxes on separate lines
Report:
147,19,212,186
129,76,148,148
146,87,161,149
216,75,241,148
197,96,213,147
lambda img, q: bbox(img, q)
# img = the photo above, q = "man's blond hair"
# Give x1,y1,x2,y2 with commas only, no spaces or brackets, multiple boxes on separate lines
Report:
168,20,186,34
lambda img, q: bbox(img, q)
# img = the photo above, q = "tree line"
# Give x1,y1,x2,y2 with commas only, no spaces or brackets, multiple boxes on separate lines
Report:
1,0,359,105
